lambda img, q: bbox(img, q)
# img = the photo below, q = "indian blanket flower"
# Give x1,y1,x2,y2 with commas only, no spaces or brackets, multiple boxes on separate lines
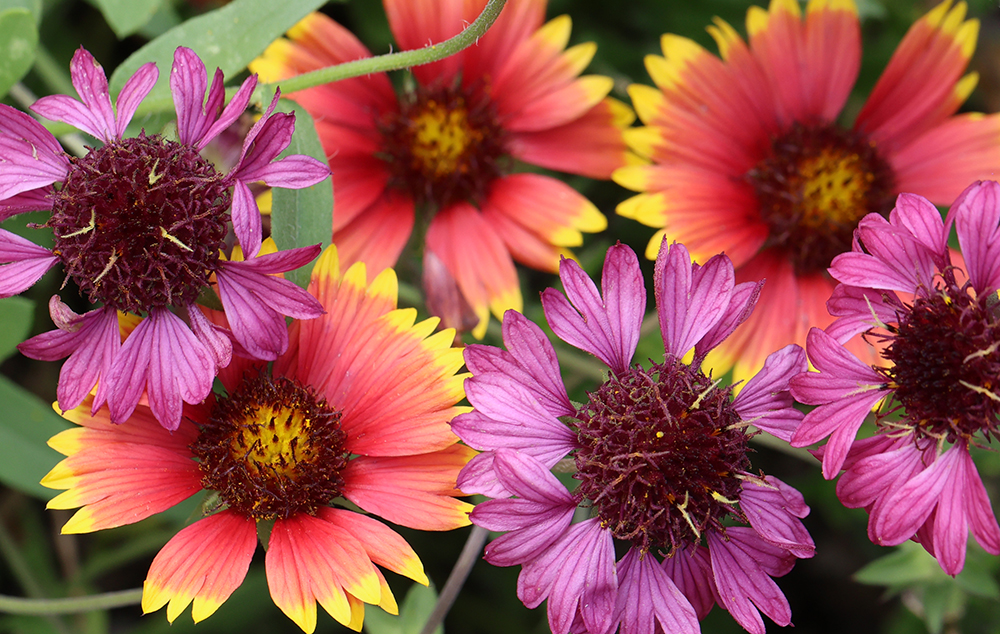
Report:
452,241,813,634
0,46,331,430
613,0,1000,383
41,245,474,632
251,0,635,337
790,180,1000,575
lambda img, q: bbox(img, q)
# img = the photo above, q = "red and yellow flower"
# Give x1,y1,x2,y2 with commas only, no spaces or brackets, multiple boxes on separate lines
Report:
251,0,635,337
41,245,474,633
614,0,1000,382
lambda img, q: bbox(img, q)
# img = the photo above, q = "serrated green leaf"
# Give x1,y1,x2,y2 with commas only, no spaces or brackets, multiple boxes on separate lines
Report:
90,0,164,38
854,542,945,586
270,101,332,289
364,583,442,634
0,296,34,362
0,375,70,499
0,8,37,99
108,0,329,106
0,0,39,21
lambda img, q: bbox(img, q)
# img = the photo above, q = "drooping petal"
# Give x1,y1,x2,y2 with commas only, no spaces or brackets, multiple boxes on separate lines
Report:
0,229,59,296
143,511,257,624
661,545,718,620
739,475,814,558
614,548,700,634
707,527,793,634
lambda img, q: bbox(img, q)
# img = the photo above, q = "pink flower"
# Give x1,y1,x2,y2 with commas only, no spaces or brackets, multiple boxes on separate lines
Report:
790,180,1000,575
0,47,331,430
453,241,813,634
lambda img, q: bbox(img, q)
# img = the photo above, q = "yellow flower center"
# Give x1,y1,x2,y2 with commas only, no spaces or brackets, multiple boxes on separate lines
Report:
410,100,481,178
192,373,348,520
748,123,895,274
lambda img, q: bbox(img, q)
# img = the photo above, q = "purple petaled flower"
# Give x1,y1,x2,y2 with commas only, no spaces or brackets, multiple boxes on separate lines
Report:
0,47,331,430
453,241,813,634
790,181,1000,575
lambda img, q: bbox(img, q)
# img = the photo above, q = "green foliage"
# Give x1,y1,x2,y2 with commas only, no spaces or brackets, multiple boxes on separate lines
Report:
0,296,34,363
0,8,38,98
89,0,165,38
364,583,443,634
0,376,70,499
270,101,333,289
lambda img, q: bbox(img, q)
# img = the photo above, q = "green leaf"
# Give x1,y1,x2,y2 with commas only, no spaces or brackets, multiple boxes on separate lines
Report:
0,296,33,363
920,583,965,634
270,101,332,289
364,583,442,634
108,0,329,105
0,0,40,22
954,555,1000,599
0,8,38,99
0,375,71,499
854,542,946,587
90,0,165,38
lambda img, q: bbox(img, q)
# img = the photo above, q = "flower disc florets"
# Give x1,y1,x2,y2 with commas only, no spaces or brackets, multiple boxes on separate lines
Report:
49,133,230,314
878,274,1000,444
380,83,506,210
747,123,896,274
192,372,348,521
573,357,749,555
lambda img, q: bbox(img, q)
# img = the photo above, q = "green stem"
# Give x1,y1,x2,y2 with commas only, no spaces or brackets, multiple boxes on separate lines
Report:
256,0,507,98
0,589,143,615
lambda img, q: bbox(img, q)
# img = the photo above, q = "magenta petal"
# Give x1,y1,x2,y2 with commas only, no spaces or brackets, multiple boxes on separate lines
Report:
694,279,763,359
230,179,262,259
186,303,232,371
196,74,257,151
836,440,924,509
0,188,54,222
962,447,1000,556
654,241,734,359
933,443,975,575
661,545,718,620
824,284,898,343
32,48,116,141
107,308,214,430
890,193,948,256
226,88,279,171
830,213,938,293
114,62,158,136
873,445,960,547
170,47,227,147
542,244,643,374
251,154,330,189
517,519,617,634
18,301,119,412
739,476,814,558
615,548,699,634
952,180,1000,296
456,451,512,498
707,528,793,634
0,103,64,156
215,254,323,360
0,136,70,199
733,345,806,441
0,229,58,296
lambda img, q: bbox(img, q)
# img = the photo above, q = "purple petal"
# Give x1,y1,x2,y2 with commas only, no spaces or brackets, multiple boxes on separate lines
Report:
216,255,324,360
32,48,115,141
542,243,643,374
661,545,718,619
707,528,793,634
615,548,699,634
733,344,806,441
0,136,70,199
0,188,54,222
739,476,814,558
186,303,232,371
830,212,940,294
196,74,257,151
694,279,762,359
933,443,974,575
230,179,262,259
107,308,214,430
250,154,330,189
228,112,296,181
0,229,58,296
114,62,158,136
0,103,65,156
171,47,211,146
654,241,734,358
890,193,948,256
951,180,1000,296
961,446,1000,557
226,88,279,174
873,445,960,547
835,439,924,509
18,301,119,412
824,284,898,344
457,452,512,498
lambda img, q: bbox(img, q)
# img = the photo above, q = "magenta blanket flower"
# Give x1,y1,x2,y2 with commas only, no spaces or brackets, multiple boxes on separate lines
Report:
790,180,1000,575
0,47,331,430
452,240,813,634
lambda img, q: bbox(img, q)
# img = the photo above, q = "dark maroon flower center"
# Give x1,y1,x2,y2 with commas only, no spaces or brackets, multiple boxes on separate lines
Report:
379,82,507,210
747,123,895,274
49,134,231,314
572,357,749,554
191,373,348,521
879,277,1000,444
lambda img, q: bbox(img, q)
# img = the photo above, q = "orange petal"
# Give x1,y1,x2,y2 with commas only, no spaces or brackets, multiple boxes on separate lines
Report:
891,112,1000,205
854,0,979,151
341,444,476,531
266,513,383,632
425,202,523,339
318,508,429,585
142,511,256,624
